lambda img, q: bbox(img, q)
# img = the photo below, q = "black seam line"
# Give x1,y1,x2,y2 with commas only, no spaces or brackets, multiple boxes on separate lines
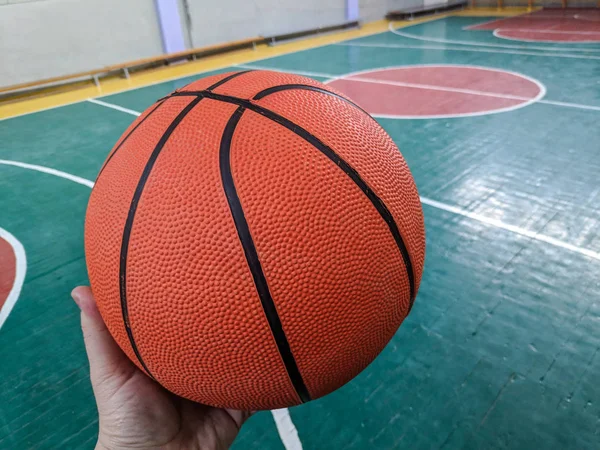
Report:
155,70,254,103
95,99,166,182
220,106,311,403
172,90,416,306
119,95,204,379
252,84,370,116
207,70,254,91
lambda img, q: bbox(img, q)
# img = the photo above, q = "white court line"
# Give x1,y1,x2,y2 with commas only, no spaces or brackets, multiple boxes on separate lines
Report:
463,14,590,31
388,22,600,53
234,63,337,79
322,63,547,119
496,28,600,35
0,227,27,330
234,63,541,102
574,14,600,23
535,98,600,112
344,76,537,101
341,76,600,112
493,29,600,45
0,157,304,450
89,67,600,116
239,63,600,113
463,17,518,30
335,41,600,60
87,98,141,116
420,198,600,261
0,159,94,188
271,409,303,450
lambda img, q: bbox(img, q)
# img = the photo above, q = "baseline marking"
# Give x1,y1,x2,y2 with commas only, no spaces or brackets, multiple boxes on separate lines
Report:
0,158,303,449
388,22,600,53
0,228,26,330
335,41,600,61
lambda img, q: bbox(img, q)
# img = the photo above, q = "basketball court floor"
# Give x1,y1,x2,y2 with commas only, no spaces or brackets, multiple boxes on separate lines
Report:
1,8,599,449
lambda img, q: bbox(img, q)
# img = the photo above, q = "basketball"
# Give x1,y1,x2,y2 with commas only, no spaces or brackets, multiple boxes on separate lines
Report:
84,70,425,411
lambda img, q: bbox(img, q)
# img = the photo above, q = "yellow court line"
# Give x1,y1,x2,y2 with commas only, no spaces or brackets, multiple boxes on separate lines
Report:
0,8,530,120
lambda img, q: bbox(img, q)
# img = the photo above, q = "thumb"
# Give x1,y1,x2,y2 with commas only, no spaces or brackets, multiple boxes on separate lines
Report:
72,286,136,390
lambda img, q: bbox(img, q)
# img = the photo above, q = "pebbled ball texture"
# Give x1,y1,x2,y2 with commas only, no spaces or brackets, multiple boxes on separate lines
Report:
85,70,425,410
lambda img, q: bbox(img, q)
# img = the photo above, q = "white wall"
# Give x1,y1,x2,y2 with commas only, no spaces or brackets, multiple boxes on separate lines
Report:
184,0,348,48
0,0,163,88
360,0,389,22
360,0,424,22
259,0,347,37
390,0,425,10
0,0,417,89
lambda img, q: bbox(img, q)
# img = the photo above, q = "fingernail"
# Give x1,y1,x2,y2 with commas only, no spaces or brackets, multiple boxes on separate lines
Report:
71,289,82,309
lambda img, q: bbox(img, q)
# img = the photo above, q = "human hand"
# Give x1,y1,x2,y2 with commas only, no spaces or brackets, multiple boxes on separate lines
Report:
72,286,250,450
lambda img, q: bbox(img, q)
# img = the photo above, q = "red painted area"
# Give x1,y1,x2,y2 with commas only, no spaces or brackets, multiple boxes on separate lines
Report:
0,237,16,310
327,66,542,118
467,9,600,43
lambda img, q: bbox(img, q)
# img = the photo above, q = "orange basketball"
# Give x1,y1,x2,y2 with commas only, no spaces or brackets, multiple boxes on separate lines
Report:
84,70,425,410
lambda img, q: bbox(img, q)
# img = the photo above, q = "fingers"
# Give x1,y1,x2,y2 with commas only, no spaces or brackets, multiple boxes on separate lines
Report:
72,286,135,388
225,409,253,430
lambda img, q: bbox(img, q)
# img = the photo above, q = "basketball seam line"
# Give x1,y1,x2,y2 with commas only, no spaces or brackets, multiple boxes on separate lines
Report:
120,96,204,379
95,99,166,183
220,105,311,404
169,89,416,305
252,84,371,116
206,70,254,91
156,70,255,104
252,83,398,144
98,71,252,379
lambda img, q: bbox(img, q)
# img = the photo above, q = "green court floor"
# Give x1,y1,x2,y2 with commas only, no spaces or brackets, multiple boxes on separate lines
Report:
1,14,600,449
